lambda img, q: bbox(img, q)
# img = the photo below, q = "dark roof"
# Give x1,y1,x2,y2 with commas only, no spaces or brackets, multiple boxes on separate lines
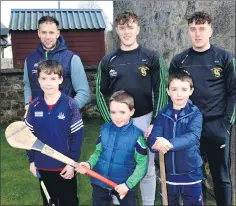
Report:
9,9,106,31
1,23,9,36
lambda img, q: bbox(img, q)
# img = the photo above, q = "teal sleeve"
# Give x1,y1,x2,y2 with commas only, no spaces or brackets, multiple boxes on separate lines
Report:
71,55,90,109
23,59,32,104
87,142,102,169
125,135,148,189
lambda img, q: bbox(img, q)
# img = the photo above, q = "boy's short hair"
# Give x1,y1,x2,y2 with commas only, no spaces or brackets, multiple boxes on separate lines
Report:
187,11,212,25
38,16,59,28
109,90,134,110
37,60,63,77
168,70,193,89
115,11,139,26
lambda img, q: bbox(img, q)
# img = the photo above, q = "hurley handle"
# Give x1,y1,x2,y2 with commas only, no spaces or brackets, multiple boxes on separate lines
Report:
159,152,168,205
41,144,118,189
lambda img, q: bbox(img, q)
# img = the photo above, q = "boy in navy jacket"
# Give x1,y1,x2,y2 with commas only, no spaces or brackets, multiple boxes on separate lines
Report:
76,91,147,206
147,71,203,205
25,60,83,206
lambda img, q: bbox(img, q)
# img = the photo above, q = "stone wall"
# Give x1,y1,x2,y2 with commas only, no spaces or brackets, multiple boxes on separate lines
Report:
113,1,236,204
0,68,99,124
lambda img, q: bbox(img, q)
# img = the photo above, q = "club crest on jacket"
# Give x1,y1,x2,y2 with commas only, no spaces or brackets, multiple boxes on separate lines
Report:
138,66,149,76
57,112,65,120
211,67,223,78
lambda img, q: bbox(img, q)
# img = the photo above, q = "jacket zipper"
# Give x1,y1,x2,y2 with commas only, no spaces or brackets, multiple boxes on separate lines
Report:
162,111,194,174
107,129,119,178
45,51,49,60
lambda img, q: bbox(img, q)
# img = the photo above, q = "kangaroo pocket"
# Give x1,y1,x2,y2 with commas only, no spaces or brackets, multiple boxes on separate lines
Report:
202,117,230,145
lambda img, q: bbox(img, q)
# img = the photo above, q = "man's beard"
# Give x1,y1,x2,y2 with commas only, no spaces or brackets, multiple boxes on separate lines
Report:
42,42,57,51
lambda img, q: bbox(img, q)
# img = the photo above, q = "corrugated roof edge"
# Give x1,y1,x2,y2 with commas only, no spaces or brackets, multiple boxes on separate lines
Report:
9,9,106,31
11,9,103,11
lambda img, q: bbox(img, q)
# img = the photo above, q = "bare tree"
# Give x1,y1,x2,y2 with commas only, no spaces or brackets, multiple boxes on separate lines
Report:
77,1,112,30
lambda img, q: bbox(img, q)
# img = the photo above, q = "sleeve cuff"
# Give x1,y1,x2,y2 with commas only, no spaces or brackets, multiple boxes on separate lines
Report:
87,161,93,169
125,182,131,190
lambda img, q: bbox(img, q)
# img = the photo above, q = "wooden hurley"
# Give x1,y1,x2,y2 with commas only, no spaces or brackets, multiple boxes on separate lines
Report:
36,170,55,206
159,152,168,206
5,121,119,191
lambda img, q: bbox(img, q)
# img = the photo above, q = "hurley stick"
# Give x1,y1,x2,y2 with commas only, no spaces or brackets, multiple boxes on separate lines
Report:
36,170,55,206
159,152,168,206
5,121,123,197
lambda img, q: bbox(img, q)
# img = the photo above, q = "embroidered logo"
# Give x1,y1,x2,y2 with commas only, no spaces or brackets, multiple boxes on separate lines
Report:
180,118,188,123
35,111,43,117
32,70,37,74
211,67,223,78
58,112,65,120
109,69,117,77
138,66,149,76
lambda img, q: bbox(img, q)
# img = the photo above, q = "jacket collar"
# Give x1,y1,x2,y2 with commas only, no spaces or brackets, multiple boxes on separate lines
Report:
37,92,65,106
164,99,194,119
111,118,134,131
37,35,68,55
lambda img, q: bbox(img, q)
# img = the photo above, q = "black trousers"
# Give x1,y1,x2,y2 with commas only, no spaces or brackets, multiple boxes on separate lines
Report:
92,184,136,206
38,170,79,206
200,136,231,206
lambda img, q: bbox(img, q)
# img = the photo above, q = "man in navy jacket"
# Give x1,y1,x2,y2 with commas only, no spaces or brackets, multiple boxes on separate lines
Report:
24,16,90,111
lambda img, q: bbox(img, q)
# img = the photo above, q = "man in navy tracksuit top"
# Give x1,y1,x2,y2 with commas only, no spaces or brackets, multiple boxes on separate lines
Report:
24,15,90,113
96,11,168,206
169,11,236,206
148,71,203,205
25,60,83,206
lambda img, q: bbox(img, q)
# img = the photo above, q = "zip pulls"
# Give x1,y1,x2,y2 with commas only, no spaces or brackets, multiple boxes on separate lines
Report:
45,51,49,60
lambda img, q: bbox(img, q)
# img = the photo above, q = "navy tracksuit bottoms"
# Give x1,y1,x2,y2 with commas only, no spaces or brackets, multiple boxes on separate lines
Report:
200,136,232,206
91,184,136,206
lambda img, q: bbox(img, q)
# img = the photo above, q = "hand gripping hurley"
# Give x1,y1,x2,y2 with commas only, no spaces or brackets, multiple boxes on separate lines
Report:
5,121,119,192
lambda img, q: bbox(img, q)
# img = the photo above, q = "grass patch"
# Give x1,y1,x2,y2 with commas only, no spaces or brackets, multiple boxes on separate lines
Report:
1,118,104,206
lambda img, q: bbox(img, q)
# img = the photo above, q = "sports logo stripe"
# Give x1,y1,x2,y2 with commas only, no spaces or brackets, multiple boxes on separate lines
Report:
71,125,84,134
96,62,111,122
71,119,83,128
155,57,168,117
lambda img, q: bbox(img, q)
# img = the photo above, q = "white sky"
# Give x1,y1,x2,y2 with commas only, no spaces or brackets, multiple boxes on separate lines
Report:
1,1,113,28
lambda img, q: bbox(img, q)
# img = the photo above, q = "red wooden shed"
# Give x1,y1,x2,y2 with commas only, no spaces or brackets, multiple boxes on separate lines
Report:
9,9,106,69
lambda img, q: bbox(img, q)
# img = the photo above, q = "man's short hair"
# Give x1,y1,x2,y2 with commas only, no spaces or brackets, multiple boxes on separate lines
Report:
38,16,59,28
168,70,194,89
37,60,63,77
109,90,134,110
187,11,212,25
115,11,139,26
